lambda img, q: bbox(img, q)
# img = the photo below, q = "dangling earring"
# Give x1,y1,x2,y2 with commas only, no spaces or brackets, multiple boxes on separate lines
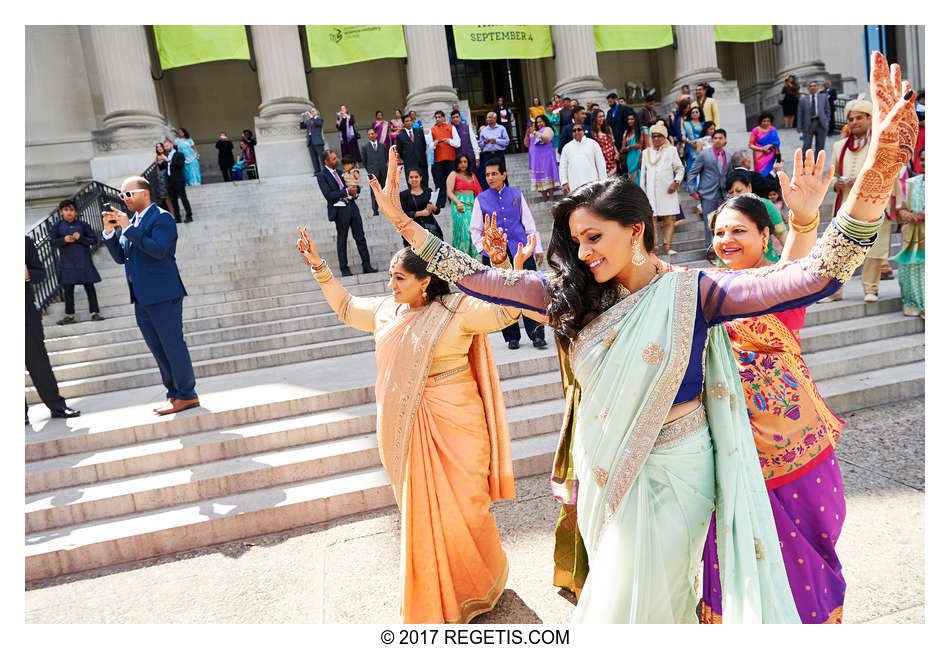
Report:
631,238,648,266
762,240,769,254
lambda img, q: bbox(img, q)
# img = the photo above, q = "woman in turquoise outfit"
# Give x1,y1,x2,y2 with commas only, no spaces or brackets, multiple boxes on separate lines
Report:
176,127,202,186
619,112,643,183
367,52,916,623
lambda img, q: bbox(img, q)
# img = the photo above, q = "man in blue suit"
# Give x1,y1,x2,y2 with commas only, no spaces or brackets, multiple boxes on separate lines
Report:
685,128,730,261
102,176,198,415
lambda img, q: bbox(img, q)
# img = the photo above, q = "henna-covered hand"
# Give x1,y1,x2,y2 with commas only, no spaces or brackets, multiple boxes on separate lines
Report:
368,146,408,229
852,51,919,209
481,213,509,265
514,233,538,270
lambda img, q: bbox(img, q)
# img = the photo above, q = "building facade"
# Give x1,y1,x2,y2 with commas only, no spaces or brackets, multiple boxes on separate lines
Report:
26,25,925,216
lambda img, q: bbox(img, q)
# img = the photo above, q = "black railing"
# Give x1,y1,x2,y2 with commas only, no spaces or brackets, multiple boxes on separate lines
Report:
27,180,129,312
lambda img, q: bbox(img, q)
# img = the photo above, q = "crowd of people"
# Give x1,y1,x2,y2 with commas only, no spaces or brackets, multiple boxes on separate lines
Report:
25,51,924,627
286,51,921,625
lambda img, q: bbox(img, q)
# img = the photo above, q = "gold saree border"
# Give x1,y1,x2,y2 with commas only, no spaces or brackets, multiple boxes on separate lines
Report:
378,293,465,506
598,270,699,543
446,556,509,624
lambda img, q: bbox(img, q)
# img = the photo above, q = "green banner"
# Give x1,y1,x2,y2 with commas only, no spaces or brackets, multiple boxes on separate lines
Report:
593,26,673,52
153,25,250,70
713,25,773,42
452,26,553,60
305,26,407,68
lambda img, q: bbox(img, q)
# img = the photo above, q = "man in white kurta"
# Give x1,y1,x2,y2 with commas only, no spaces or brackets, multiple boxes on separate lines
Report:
639,123,684,255
559,124,607,194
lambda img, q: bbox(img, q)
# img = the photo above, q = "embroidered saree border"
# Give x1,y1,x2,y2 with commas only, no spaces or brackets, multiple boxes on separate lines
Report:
446,556,509,624
598,270,699,542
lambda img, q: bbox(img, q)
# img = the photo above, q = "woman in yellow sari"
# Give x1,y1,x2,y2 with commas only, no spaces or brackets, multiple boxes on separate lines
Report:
295,229,522,623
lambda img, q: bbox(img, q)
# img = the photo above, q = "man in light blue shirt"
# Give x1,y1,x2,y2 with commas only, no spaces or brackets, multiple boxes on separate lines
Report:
477,111,509,189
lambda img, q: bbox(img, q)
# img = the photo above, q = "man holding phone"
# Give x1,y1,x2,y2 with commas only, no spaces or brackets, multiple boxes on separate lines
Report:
102,177,199,415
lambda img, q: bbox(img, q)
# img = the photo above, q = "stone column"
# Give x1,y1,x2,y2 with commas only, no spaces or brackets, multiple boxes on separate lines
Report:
250,25,315,177
403,26,460,131
87,26,169,182
670,25,724,91
775,25,828,84
551,26,613,108
666,25,747,137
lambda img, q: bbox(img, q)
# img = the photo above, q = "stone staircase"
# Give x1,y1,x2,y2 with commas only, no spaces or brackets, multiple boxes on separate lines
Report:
25,151,923,581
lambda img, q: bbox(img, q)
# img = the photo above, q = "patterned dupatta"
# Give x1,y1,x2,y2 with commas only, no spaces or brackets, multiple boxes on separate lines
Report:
569,269,798,623
374,293,513,506
724,313,844,489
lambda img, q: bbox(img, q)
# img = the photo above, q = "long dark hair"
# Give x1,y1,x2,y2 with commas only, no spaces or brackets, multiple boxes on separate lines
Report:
547,177,655,341
391,248,453,309
709,194,773,237
454,153,474,174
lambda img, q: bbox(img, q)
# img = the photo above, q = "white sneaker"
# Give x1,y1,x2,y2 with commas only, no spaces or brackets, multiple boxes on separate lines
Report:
864,293,879,303
666,249,677,255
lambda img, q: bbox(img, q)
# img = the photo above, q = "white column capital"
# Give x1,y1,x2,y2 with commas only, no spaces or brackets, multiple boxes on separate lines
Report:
670,25,724,92
774,25,827,83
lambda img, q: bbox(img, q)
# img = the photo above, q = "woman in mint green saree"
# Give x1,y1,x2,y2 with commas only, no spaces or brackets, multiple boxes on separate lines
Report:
368,53,917,623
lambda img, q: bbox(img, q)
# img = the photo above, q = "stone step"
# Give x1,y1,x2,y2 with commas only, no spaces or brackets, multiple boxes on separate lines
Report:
42,274,391,334
817,361,925,414
26,335,377,404
25,398,565,532
24,430,560,581
804,333,924,382
25,345,560,463
800,311,924,355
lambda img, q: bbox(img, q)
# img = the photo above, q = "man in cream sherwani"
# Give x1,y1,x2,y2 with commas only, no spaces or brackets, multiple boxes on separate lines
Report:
559,122,607,194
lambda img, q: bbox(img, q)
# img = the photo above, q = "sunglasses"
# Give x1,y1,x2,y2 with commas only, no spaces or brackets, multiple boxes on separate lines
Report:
572,128,584,132
119,189,147,199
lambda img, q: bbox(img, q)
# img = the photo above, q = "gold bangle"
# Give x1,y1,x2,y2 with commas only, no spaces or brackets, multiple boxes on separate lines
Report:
312,266,333,283
310,260,327,272
790,211,820,234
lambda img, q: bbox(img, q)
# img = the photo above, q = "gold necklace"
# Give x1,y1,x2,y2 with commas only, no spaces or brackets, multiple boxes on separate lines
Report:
645,146,665,166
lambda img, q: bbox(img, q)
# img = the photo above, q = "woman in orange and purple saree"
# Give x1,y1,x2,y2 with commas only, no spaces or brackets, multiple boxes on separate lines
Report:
295,231,519,623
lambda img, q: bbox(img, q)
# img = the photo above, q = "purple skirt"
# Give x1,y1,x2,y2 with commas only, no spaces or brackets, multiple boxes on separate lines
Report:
701,451,846,623
528,139,559,191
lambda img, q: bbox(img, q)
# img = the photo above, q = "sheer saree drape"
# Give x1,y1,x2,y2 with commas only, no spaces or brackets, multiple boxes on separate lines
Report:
374,293,514,623
562,270,799,623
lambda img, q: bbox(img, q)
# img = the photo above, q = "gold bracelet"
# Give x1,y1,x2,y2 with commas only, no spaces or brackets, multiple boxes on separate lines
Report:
310,259,327,272
789,211,820,234
312,265,333,283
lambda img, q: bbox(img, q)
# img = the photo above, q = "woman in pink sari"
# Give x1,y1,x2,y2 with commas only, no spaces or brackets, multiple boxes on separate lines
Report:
372,110,390,144
390,108,404,147
295,228,522,624
749,112,782,176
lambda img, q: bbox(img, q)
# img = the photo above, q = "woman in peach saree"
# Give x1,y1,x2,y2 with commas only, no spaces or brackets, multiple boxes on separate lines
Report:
295,229,521,623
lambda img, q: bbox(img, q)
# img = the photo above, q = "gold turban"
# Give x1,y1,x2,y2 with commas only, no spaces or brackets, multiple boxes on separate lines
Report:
845,93,873,117
650,123,668,138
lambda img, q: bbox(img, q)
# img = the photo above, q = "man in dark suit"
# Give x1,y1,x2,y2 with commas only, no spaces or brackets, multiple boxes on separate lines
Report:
316,149,378,277
395,113,429,189
823,80,839,131
25,236,80,424
797,80,833,154
162,139,193,223
360,126,388,217
685,128,730,259
558,97,575,152
605,92,635,151
102,176,199,415
299,107,325,174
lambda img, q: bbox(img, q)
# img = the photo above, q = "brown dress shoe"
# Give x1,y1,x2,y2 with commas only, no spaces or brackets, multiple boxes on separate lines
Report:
155,397,200,416
153,400,174,413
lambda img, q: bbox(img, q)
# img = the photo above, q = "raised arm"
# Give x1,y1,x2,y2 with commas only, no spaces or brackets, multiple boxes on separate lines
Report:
368,149,550,317
702,51,917,323
844,52,919,222
296,226,377,332
778,148,833,262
